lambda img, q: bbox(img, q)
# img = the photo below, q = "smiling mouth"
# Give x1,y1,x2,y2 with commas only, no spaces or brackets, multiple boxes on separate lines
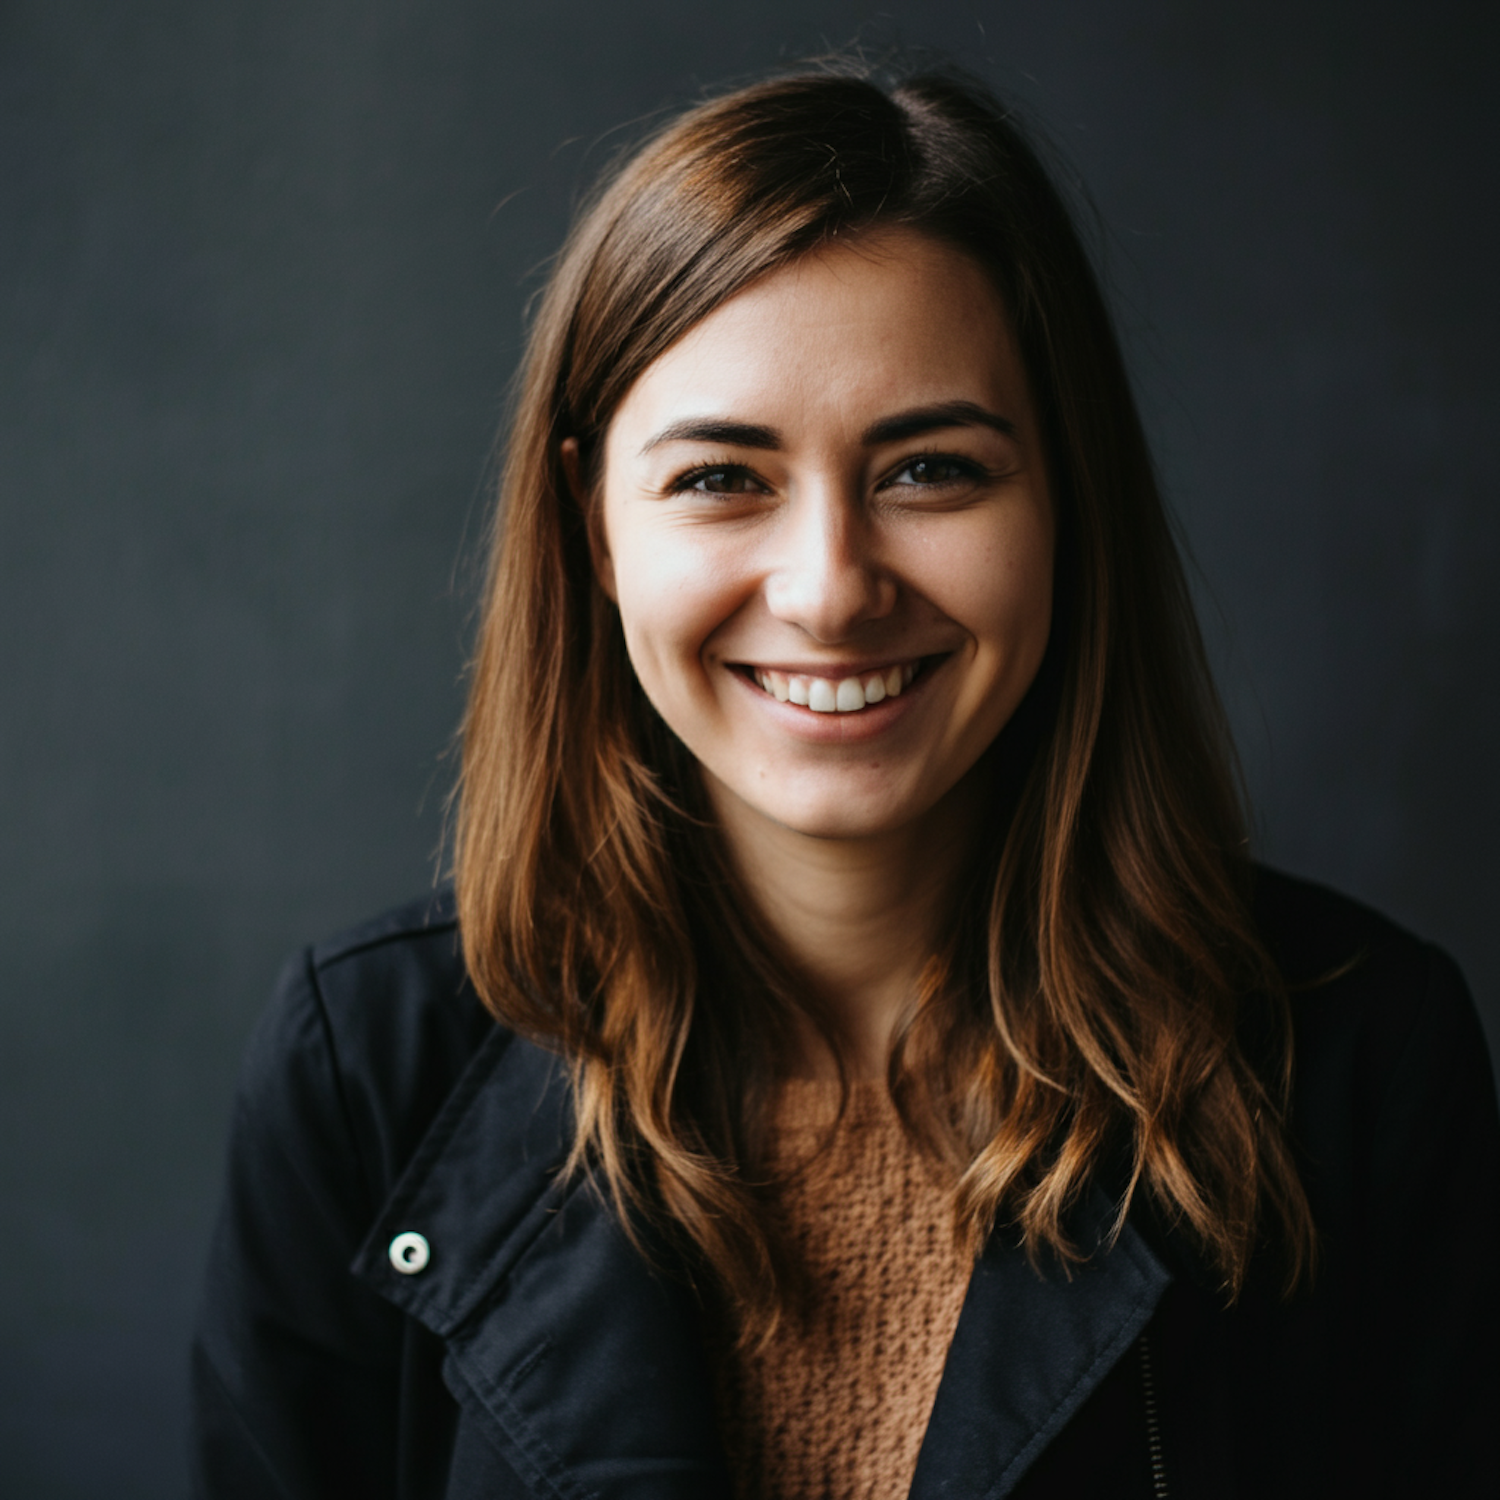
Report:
739,659,929,714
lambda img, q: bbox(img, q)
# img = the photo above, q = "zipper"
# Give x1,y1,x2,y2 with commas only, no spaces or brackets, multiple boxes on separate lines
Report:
1138,1331,1171,1498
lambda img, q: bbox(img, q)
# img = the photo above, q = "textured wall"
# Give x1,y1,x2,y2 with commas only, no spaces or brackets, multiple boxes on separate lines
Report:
1,2,1495,1493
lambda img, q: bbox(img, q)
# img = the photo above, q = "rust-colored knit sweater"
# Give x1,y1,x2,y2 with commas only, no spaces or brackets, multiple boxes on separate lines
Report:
709,1080,972,1500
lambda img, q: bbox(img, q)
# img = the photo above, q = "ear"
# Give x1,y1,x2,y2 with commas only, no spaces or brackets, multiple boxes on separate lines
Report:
561,436,617,602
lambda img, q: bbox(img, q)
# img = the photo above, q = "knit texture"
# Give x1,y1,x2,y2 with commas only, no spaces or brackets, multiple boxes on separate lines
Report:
709,1080,972,1500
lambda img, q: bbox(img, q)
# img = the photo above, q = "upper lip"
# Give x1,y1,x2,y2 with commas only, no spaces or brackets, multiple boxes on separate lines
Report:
728,654,933,677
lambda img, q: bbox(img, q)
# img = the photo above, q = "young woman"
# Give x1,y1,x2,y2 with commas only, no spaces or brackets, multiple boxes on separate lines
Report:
191,69,1499,1500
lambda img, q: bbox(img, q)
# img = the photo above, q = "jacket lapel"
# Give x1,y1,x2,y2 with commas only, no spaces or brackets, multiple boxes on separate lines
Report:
910,1190,1172,1498
354,1029,1169,1500
351,1028,731,1499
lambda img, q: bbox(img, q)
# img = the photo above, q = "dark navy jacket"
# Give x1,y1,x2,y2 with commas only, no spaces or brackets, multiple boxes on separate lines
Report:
190,869,1500,1498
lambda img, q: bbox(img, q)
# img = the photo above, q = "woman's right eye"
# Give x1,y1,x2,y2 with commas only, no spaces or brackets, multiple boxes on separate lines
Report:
670,464,766,495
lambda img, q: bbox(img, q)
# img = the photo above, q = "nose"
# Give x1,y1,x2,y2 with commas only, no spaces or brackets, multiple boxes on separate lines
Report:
763,485,896,641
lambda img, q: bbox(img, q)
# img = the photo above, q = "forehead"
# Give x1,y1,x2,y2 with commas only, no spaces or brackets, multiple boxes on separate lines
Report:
605,229,1030,449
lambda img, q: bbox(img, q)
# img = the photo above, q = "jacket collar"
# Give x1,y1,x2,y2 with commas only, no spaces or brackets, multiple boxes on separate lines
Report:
912,1189,1170,1498
352,1029,1171,1499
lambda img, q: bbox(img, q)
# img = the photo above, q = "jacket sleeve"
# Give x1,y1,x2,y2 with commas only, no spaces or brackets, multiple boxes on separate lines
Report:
1352,944,1500,1497
190,950,412,1499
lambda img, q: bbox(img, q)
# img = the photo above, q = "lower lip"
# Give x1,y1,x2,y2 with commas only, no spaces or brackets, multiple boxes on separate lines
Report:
728,661,941,744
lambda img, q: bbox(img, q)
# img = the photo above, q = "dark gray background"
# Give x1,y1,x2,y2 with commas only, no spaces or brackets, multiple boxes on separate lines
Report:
2,1,1495,1493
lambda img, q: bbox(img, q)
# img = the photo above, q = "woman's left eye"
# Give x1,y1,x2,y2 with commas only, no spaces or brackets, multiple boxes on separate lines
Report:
887,454,985,487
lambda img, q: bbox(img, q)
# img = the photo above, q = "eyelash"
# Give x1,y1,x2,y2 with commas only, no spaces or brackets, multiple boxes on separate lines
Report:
665,459,766,495
882,451,990,488
664,451,991,495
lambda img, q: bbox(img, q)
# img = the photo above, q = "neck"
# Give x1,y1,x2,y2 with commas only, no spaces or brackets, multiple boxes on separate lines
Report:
706,772,985,1081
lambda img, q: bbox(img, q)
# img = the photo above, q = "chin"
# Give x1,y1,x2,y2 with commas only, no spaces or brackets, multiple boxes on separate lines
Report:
758,790,924,842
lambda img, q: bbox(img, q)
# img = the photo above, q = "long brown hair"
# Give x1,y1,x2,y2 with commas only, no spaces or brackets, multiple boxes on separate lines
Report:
455,66,1315,1333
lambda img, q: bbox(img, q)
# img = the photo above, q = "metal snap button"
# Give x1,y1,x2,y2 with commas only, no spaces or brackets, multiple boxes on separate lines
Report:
388,1231,430,1274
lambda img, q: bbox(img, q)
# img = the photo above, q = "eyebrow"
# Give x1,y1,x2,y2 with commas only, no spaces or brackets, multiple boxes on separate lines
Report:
638,401,1017,456
862,401,1017,445
640,418,781,453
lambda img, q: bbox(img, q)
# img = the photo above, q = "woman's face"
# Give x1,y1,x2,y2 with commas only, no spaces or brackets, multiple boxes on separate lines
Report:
589,228,1055,844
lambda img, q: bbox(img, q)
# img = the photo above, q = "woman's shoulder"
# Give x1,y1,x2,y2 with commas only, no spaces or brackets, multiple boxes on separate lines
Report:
1248,863,1497,1193
1251,862,1454,984
1249,862,1479,1049
300,886,491,1067
235,887,503,1206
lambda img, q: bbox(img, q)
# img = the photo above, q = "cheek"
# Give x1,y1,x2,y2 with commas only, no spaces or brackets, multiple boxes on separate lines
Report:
928,515,1055,664
610,537,744,692
984,545,1053,649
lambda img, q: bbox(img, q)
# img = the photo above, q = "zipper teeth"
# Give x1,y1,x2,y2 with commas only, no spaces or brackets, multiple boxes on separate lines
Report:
1138,1332,1170,1499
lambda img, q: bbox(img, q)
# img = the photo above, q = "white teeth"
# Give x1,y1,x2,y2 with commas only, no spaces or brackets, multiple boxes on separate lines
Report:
807,679,838,713
835,677,865,712
753,660,922,712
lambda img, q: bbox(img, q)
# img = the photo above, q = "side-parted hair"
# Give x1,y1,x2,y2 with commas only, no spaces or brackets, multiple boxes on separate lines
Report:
455,66,1315,1335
